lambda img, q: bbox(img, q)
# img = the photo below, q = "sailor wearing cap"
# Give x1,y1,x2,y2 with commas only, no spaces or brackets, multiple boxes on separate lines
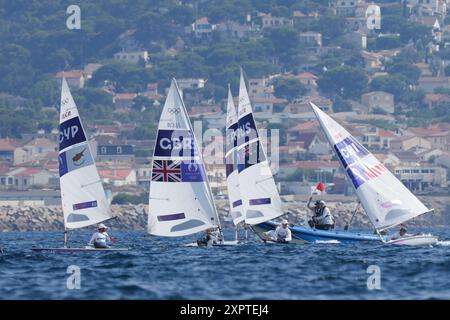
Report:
307,198,335,231
88,223,112,249
264,219,292,243
390,225,409,240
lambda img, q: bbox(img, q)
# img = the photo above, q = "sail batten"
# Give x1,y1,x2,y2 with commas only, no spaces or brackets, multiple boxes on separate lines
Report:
310,102,430,230
59,78,111,230
237,70,283,225
147,79,219,237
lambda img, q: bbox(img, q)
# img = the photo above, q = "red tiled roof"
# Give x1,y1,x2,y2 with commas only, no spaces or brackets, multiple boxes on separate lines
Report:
14,168,41,177
0,138,19,150
115,93,137,100
378,129,396,138
297,72,318,80
99,169,133,181
288,121,319,132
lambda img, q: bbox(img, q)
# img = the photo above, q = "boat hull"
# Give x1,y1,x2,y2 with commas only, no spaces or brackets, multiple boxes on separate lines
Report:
253,221,383,243
32,247,129,252
388,235,439,246
184,240,242,247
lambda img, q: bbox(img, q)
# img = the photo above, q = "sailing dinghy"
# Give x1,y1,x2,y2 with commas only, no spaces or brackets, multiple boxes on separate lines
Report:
32,78,128,252
310,102,438,246
225,85,246,240
148,79,235,247
234,70,309,244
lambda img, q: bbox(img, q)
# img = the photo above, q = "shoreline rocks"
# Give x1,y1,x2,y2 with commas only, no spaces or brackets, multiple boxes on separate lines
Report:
0,196,448,232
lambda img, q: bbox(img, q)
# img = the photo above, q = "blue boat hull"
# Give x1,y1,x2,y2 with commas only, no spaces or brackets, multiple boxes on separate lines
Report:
253,221,383,243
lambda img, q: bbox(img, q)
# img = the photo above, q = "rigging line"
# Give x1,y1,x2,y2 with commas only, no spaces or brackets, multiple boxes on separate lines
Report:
81,180,102,188
149,197,170,201
255,176,273,184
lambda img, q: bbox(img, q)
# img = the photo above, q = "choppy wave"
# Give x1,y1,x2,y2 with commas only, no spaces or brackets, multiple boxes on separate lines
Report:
0,228,449,299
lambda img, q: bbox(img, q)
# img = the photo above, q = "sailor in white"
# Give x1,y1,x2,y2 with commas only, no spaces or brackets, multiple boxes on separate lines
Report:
197,227,222,246
307,199,335,230
89,223,111,248
390,226,409,240
264,219,292,243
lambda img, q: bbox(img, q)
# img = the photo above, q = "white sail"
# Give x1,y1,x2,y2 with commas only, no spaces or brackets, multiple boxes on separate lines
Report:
236,70,283,225
225,86,245,225
59,78,111,230
310,103,431,231
147,79,219,237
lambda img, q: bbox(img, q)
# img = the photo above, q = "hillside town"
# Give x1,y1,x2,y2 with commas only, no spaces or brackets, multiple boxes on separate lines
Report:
0,0,449,205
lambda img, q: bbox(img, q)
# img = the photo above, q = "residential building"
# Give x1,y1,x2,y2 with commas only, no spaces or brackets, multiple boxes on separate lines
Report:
361,91,395,114
95,136,134,163
0,138,18,163
114,93,137,108
55,70,85,89
390,136,432,152
113,50,149,65
330,0,362,17
177,78,206,90
192,17,215,39
418,76,450,93
98,168,137,186
361,127,396,150
216,20,259,39
0,167,57,191
296,72,318,95
299,32,323,47
394,165,447,191
260,13,294,29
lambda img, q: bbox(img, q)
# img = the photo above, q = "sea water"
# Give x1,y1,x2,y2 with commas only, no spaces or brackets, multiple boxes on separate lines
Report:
0,228,449,300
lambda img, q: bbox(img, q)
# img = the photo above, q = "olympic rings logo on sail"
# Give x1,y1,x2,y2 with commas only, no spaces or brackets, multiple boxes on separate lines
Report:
168,108,181,114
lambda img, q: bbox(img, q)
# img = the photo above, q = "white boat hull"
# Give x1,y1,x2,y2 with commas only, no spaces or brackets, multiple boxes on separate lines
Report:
32,247,129,252
388,235,439,246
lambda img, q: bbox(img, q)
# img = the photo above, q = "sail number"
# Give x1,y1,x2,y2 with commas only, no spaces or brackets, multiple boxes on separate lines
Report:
59,117,87,150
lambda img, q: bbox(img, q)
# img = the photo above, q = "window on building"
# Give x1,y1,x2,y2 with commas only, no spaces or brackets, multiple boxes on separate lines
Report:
101,147,107,154
0,178,5,185
117,147,122,154
23,179,27,186
8,177,13,184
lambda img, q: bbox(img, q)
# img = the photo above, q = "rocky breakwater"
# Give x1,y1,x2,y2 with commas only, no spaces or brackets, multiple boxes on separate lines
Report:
0,205,148,232
0,196,448,232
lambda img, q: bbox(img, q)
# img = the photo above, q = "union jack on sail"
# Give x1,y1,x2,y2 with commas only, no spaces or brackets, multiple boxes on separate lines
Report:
152,160,181,182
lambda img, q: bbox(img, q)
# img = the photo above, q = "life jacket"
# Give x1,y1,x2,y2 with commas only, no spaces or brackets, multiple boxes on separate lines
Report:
276,227,289,239
314,206,334,225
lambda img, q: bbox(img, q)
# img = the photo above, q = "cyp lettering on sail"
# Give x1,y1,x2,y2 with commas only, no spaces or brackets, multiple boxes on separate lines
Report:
59,117,86,151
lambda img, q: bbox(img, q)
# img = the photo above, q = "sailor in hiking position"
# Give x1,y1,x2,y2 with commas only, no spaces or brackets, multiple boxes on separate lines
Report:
197,227,222,246
89,223,112,249
307,198,335,230
390,225,410,240
264,219,292,243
